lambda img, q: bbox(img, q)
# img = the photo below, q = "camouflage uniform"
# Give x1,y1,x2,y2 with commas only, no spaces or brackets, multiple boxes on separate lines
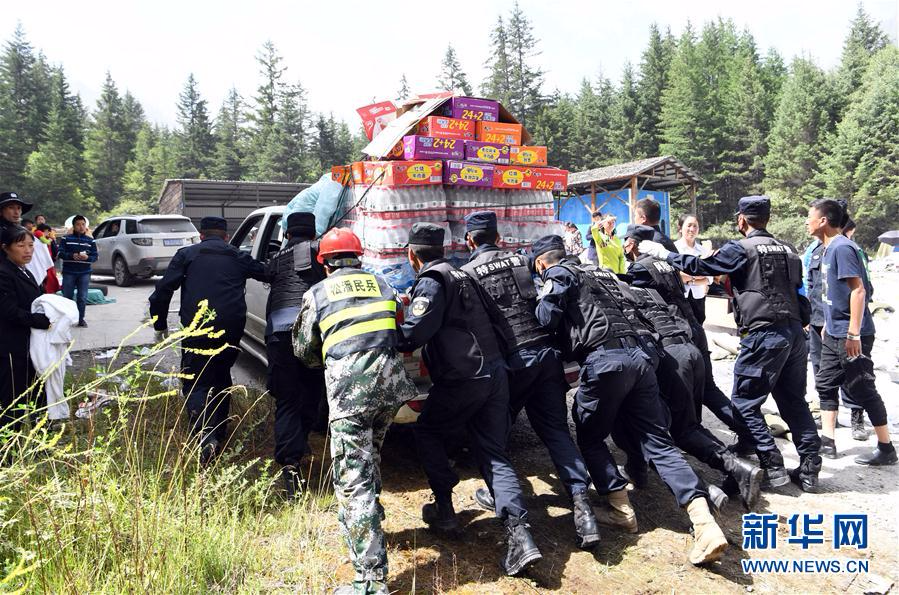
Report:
293,271,415,594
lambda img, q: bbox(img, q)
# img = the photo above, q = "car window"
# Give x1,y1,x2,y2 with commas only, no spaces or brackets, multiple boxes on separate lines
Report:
125,219,138,234
231,215,263,256
138,219,197,234
93,222,108,239
259,215,284,261
105,220,121,238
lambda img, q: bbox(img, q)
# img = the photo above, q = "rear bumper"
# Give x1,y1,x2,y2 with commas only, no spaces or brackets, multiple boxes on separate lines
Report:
134,257,172,277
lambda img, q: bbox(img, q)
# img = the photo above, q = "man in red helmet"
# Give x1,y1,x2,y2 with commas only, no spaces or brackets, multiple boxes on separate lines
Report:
293,227,416,595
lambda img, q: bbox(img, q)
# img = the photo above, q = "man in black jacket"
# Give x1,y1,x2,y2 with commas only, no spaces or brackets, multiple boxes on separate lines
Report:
149,216,267,464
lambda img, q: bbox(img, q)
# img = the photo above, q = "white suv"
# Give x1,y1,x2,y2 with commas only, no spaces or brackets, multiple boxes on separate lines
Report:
92,215,200,286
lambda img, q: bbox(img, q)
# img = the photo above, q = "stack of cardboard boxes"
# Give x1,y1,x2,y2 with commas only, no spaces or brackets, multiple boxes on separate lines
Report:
333,95,567,292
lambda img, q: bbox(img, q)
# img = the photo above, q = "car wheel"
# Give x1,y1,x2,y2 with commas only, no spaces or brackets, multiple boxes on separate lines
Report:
113,256,134,287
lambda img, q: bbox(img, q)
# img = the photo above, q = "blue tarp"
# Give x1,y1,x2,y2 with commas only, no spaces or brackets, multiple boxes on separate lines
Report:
556,189,671,244
281,173,349,236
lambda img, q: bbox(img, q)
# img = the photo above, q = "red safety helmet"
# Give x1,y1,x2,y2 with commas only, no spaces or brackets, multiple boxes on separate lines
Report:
317,227,363,264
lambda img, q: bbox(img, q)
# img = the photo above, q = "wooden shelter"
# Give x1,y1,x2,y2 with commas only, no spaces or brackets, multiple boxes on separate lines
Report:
562,156,701,221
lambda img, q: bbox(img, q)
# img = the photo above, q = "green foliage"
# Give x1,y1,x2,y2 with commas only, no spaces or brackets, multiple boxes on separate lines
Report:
832,3,890,117
504,2,545,128
822,46,899,248
481,15,513,108
763,58,835,215
210,88,245,181
174,73,215,178
84,72,137,211
635,24,676,158
436,45,472,96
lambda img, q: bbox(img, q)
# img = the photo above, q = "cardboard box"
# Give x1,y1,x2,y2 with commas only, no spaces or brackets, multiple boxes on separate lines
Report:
403,135,464,160
417,116,476,140
493,166,568,191
359,161,444,186
441,97,500,122
443,160,495,188
509,145,548,166
464,140,511,164
477,121,523,145
331,165,354,184
386,140,405,159
356,101,397,140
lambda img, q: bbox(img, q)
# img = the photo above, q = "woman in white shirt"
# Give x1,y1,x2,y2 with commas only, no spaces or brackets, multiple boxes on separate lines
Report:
674,214,712,324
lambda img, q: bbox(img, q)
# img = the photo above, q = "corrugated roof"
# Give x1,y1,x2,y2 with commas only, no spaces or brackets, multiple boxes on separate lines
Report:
567,156,701,190
158,179,310,205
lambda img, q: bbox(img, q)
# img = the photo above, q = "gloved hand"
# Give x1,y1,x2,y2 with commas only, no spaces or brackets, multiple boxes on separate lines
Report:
31,313,51,329
154,329,170,343
639,240,670,260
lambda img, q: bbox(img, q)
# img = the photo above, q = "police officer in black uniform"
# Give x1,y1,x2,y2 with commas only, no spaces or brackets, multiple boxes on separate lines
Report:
397,222,542,577
532,235,728,565
264,211,326,497
617,281,763,510
149,216,267,465
460,211,600,549
622,224,739,437
639,196,822,492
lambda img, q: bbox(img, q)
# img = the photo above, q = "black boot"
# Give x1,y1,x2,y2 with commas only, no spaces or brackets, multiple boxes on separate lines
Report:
502,519,542,576
707,484,728,513
789,455,822,493
727,437,756,457
199,437,220,468
282,464,303,500
851,409,869,441
572,492,600,549
757,449,789,489
721,450,763,510
820,435,838,459
623,461,649,489
854,442,898,466
473,487,495,512
422,497,462,535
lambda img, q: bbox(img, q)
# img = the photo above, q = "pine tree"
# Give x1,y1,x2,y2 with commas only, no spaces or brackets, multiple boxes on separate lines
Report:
763,57,835,214
531,92,578,171
635,24,676,157
397,74,410,101
23,77,95,221
0,24,44,188
122,123,159,207
311,113,338,176
174,73,214,178
573,75,615,169
273,82,309,181
436,45,472,95
121,91,144,158
506,2,545,127
248,40,286,180
211,88,244,180
481,15,513,107
611,64,640,161
84,72,130,210
833,3,889,116
822,46,899,247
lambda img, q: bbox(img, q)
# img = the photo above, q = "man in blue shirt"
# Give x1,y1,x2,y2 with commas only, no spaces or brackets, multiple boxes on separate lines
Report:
807,199,895,466
58,214,98,327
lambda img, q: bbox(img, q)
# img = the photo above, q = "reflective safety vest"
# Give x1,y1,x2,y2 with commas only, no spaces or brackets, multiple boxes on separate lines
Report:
309,268,398,359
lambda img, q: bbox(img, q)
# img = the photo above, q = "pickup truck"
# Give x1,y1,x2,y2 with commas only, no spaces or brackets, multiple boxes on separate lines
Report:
231,206,429,424
231,206,579,425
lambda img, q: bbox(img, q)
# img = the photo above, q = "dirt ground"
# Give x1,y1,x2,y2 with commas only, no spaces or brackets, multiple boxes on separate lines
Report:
66,267,899,594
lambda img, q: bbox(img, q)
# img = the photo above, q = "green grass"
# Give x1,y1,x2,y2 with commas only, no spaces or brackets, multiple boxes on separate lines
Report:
0,302,341,593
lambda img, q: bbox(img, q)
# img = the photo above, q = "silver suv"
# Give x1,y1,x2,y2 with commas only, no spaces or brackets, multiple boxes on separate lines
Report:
92,215,200,286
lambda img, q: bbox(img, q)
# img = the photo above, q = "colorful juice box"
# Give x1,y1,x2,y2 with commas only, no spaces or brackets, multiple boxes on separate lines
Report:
493,165,568,191
509,145,548,166
443,160,495,188
359,161,443,186
464,140,511,164
417,116,476,140
402,135,464,160
476,121,523,145
441,97,500,122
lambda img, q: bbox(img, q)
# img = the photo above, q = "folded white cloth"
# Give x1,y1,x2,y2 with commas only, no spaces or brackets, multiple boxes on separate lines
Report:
25,240,54,285
30,294,79,420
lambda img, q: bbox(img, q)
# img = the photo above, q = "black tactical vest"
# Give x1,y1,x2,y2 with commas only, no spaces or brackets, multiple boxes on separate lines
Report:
636,254,695,323
462,248,549,352
616,281,660,344
310,268,398,359
417,260,502,382
629,286,692,341
733,235,803,331
556,262,635,362
266,240,324,315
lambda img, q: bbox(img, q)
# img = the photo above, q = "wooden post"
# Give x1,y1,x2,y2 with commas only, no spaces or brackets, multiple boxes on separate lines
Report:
629,175,638,222
690,183,697,215
590,183,596,212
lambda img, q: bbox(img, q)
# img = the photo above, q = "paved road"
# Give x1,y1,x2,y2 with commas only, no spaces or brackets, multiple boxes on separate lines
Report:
74,276,268,391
